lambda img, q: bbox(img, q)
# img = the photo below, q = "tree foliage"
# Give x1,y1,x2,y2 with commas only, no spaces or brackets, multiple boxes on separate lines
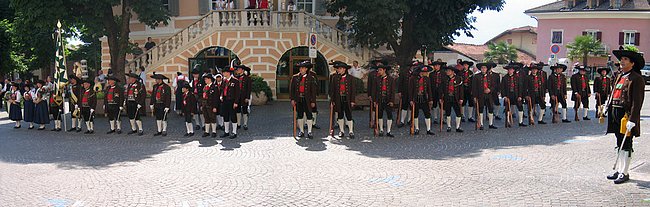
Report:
483,41,518,64
327,0,505,71
567,35,605,67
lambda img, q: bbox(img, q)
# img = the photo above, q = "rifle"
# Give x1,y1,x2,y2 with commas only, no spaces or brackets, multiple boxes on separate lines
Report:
369,99,374,128
527,96,534,125
474,97,480,130
504,97,511,128
292,103,297,139
552,96,560,123
396,95,402,124
574,93,582,121
597,93,605,124
410,102,415,135
439,99,444,132
374,103,378,136
328,102,334,138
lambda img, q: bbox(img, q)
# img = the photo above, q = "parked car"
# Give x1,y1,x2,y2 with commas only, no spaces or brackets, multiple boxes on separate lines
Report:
642,64,650,84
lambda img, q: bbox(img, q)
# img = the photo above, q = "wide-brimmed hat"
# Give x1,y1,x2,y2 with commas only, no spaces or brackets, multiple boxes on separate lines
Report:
597,67,611,75
191,69,200,74
68,75,81,83
476,62,497,70
613,49,645,73
202,74,215,81
415,65,433,73
550,64,568,72
150,73,169,80
330,61,351,69
126,73,140,79
443,66,458,73
461,61,474,67
235,65,251,72
575,65,588,71
106,76,121,82
182,84,192,90
529,63,542,70
295,61,313,69
376,65,391,71
430,60,447,67
504,62,523,70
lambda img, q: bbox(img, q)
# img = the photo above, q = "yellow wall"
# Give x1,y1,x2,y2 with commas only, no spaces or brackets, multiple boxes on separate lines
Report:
492,32,537,56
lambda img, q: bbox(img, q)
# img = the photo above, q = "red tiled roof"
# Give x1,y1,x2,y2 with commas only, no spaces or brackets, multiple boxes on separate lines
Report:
444,43,536,64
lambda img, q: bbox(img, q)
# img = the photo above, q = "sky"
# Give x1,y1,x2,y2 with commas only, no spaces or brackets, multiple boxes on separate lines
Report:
454,0,558,45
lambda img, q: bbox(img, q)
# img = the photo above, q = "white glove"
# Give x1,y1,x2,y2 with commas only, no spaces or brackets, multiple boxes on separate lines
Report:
90,109,95,113
119,107,124,111
164,108,169,112
626,121,636,131
149,105,154,111
137,104,142,109
75,105,79,108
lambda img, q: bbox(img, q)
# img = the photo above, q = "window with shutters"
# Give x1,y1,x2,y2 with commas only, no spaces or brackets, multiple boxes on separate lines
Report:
583,30,602,41
161,0,170,11
623,31,636,45
296,0,314,13
552,30,563,44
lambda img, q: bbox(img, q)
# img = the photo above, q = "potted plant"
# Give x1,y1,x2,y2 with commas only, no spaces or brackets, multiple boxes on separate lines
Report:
250,75,272,105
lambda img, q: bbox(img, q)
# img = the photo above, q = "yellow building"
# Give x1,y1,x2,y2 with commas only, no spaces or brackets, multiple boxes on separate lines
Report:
485,26,537,59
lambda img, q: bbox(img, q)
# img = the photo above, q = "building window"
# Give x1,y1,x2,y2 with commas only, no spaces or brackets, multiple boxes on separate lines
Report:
296,0,314,13
161,0,169,11
624,32,636,45
507,39,512,44
552,30,563,44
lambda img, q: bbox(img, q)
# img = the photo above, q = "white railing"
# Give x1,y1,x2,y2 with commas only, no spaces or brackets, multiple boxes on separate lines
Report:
125,10,376,74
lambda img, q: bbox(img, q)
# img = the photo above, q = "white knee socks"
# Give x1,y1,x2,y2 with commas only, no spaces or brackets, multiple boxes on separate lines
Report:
156,120,162,132
425,118,431,131
538,109,545,121
562,108,568,120
386,120,392,133
298,118,305,133
346,120,354,133
518,111,524,124
136,120,143,131
488,113,494,126
306,119,313,133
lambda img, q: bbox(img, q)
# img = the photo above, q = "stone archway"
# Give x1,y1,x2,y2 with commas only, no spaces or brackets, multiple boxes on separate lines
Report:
275,46,329,100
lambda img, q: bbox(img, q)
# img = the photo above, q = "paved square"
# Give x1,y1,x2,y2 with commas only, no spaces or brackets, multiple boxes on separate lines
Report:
1,92,649,206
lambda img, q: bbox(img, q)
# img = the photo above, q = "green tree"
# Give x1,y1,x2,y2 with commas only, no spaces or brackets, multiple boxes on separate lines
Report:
566,35,606,68
10,0,170,81
483,41,518,64
327,0,504,71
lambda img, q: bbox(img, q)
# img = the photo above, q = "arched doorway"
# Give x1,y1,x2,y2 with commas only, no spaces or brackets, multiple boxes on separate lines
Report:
276,46,329,100
189,46,240,74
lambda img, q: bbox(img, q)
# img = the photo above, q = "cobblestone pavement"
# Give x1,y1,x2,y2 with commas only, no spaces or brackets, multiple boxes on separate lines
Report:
0,92,649,206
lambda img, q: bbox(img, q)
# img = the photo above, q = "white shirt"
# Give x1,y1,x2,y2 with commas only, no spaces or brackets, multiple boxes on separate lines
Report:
173,75,189,88
349,66,364,79
139,72,146,83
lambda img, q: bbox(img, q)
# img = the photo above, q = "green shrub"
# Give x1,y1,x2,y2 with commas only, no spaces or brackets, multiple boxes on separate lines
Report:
251,75,273,101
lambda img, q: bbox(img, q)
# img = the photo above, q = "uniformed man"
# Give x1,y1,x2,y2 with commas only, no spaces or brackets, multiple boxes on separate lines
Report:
308,69,320,130
501,63,527,127
329,61,356,138
290,61,318,138
547,64,572,123
409,65,435,135
429,60,446,124
594,67,612,118
181,84,197,137
397,61,420,127
472,62,498,130
606,49,645,184
525,64,547,124
105,76,124,134
124,73,146,136
373,64,396,137
200,74,219,137
189,69,205,130
571,66,592,121
221,66,241,139
367,59,383,128
459,61,475,122
67,75,83,132
214,73,225,130
80,80,97,134
235,65,252,130
150,73,172,136
440,66,464,132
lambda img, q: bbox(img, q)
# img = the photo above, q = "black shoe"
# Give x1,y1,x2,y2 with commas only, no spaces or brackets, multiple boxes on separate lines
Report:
67,128,75,132
128,130,137,135
138,130,144,136
230,133,237,139
76,127,82,132
538,121,547,124
57,128,62,131
162,131,167,137
243,125,248,130
298,131,305,138
218,125,224,130
607,172,619,180
13,125,20,129
495,116,502,120
479,126,484,130
51,128,58,131
461,118,466,122
583,117,591,121
117,129,122,134
468,118,476,123
84,130,91,134
38,127,45,130
447,127,452,132
397,122,405,128
237,125,241,129
154,132,162,136
307,132,313,139
456,128,464,133
413,129,420,135
202,126,206,131
562,119,571,123
386,132,394,137
89,130,94,134
426,130,435,135
349,132,355,139
338,132,345,138
313,125,321,129
195,125,201,130
212,133,217,138
184,133,190,137
189,132,194,137
107,130,115,134
379,131,384,137
202,133,210,137
28,126,34,129
489,125,498,129
518,123,527,127
614,173,629,184
220,133,230,138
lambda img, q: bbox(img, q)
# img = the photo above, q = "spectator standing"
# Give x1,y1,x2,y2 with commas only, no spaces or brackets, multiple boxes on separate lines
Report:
138,67,147,84
144,37,156,63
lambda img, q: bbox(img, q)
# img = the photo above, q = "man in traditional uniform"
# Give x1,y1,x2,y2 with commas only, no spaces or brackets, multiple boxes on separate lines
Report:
459,61,475,122
373,65,396,137
525,64,547,124
80,80,97,134
124,73,146,136
606,49,645,184
189,69,205,130
571,66,592,121
200,74,219,137
397,61,420,128
501,63,527,127
150,73,172,136
594,67,612,118
105,76,124,134
221,66,241,139
235,65,252,130
429,60,446,124
547,64,572,123
472,62,499,130
409,65,435,135
181,84,197,137
367,59,382,128
290,61,318,138
329,61,356,138
441,66,464,132
67,75,83,132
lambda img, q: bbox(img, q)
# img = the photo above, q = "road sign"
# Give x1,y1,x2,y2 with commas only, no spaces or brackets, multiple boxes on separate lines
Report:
309,33,317,58
550,54,556,59
550,44,560,54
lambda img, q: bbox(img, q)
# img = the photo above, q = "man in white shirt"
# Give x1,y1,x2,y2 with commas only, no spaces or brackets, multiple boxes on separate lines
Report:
348,61,365,79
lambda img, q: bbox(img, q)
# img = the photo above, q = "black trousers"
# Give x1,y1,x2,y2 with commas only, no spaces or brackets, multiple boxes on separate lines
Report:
154,103,166,120
575,95,589,109
50,105,62,120
504,96,524,112
221,99,237,123
596,93,608,106
126,101,142,120
443,97,462,117
106,104,120,121
612,107,633,151
81,107,94,122
477,95,494,114
530,94,546,110
184,111,193,123
296,97,313,120
550,96,568,109
377,100,393,120
462,87,473,106
201,101,216,124
336,101,353,121
413,101,431,118
236,102,249,114
400,93,410,110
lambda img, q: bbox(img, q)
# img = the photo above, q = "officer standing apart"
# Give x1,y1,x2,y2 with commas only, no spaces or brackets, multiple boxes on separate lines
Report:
606,49,644,184
290,61,318,139
329,61,356,139
150,73,172,136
